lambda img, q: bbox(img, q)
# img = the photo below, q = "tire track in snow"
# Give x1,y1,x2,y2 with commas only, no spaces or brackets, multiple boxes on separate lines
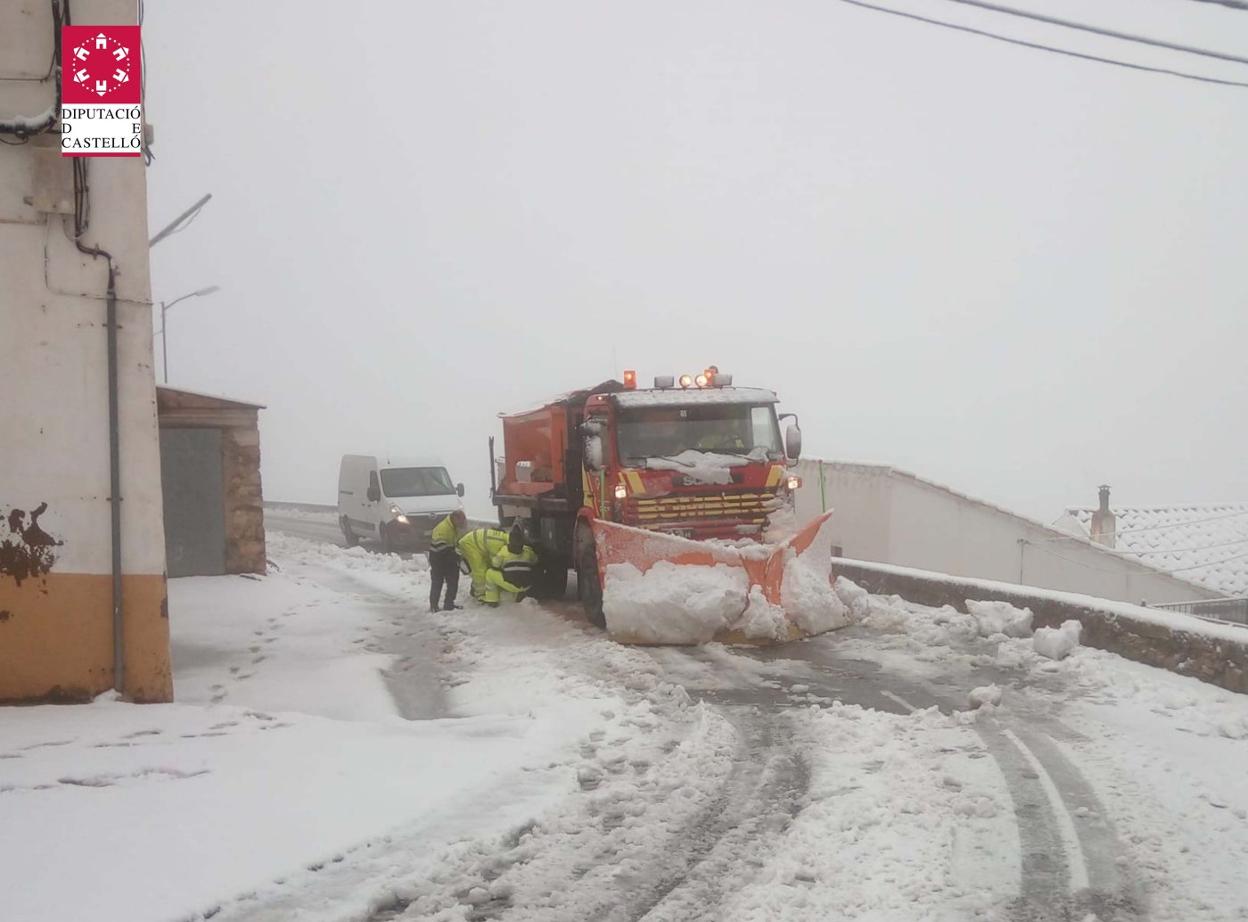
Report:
745,638,1148,921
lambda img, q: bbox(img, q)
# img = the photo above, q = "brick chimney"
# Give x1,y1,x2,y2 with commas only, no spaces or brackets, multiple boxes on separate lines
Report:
1090,484,1116,548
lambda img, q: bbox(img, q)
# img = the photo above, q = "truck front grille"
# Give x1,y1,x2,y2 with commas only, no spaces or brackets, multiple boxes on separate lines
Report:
628,490,779,527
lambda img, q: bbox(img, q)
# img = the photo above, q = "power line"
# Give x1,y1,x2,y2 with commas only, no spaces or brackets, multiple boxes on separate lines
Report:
938,0,1248,66
1042,506,1248,543
1119,536,1248,556
1185,0,1248,10
1165,549,1248,573
833,0,1248,88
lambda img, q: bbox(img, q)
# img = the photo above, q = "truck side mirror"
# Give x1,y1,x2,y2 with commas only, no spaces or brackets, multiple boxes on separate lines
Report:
457,482,465,497
366,485,381,502
784,424,802,461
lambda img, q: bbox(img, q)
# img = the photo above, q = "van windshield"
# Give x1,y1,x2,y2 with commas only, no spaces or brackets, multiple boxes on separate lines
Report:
380,467,455,497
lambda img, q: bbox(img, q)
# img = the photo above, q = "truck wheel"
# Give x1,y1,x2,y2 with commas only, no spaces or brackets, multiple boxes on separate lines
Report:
341,516,358,547
578,546,606,629
533,563,569,600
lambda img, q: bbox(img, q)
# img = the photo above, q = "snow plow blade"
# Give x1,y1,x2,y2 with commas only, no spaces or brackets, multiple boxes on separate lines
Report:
590,512,844,645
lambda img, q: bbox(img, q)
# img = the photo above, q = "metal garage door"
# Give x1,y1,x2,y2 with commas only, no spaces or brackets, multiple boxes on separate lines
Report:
160,427,226,577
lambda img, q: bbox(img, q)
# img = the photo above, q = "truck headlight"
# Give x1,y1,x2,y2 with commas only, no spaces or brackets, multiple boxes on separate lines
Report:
786,475,802,491
614,484,628,500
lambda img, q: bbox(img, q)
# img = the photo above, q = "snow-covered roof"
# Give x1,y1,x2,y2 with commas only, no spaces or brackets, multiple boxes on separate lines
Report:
1061,504,1248,597
156,385,266,409
612,387,778,408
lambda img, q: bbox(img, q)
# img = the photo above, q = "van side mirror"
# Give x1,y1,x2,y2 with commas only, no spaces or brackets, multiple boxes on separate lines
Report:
366,485,381,502
457,483,465,497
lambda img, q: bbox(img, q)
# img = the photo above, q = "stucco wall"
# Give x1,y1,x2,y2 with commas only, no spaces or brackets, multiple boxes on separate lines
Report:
794,460,1217,608
0,0,171,702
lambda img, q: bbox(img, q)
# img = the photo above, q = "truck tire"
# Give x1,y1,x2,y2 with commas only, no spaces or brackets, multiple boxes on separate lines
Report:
533,562,569,600
578,545,606,629
341,516,358,548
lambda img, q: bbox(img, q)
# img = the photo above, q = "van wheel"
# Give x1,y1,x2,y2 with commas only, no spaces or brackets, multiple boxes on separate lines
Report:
577,545,606,629
341,517,358,547
379,523,394,555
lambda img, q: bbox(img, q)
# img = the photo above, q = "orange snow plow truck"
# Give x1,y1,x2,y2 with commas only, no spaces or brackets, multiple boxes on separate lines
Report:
490,369,843,645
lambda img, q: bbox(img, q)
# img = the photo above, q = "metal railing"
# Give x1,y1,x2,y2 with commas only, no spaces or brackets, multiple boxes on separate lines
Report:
1153,596,1248,626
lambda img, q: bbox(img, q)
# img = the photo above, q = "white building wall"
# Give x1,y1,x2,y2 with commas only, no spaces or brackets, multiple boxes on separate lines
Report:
0,0,165,576
1,0,171,701
794,461,1216,607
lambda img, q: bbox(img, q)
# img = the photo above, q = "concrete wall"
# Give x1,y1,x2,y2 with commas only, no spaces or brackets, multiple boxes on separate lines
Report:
795,460,1217,608
0,0,171,702
830,558,1248,695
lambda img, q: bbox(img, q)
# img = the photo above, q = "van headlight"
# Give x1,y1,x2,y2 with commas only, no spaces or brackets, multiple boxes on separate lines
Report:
389,504,408,523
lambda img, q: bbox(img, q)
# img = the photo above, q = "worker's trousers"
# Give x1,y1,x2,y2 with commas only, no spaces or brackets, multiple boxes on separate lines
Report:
429,547,460,611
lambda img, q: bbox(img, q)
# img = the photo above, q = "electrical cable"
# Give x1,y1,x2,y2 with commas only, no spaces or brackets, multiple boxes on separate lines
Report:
1040,507,1248,543
833,0,1248,87
1164,550,1248,574
1117,536,1248,556
938,0,1248,66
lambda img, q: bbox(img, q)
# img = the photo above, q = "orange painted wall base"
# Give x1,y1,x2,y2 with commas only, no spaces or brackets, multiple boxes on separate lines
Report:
0,572,172,703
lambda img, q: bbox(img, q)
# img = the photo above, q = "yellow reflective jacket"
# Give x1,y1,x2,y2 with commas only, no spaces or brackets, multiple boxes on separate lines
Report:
430,514,465,553
490,544,539,591
457,528,509,559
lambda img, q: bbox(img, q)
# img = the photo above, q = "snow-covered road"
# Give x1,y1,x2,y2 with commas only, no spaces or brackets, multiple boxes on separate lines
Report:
5,523,1247,922
256,522,1247,921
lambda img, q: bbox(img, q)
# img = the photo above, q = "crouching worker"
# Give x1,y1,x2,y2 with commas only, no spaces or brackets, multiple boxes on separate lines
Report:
483,525,539,606
456,526,511,602
428,510,468,612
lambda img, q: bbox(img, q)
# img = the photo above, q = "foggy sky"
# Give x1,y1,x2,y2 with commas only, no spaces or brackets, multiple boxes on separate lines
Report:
144,0,1248,521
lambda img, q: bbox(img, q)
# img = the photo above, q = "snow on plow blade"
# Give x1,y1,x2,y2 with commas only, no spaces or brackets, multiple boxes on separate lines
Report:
591,511,847,645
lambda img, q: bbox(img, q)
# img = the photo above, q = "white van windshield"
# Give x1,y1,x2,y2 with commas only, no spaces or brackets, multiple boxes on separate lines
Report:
380,467,455,497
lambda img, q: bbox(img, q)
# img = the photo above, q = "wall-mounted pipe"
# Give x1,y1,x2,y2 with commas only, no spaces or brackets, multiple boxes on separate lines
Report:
105,263,123,693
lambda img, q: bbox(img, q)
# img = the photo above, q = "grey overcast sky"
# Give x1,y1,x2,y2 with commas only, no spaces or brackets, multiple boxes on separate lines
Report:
144,0,1247,521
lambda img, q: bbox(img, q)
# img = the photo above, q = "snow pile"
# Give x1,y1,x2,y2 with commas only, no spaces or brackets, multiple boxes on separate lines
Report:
779,514,853,636
966,599,1033,638
643,449,760,485
968,684,1003,709
603,560,749,643
1034,619,1083,660
833,575,873,620
737,584,791,641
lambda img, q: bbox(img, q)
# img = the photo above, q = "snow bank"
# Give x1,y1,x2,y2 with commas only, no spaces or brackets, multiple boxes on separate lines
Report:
966,599,1033,638
1034,619,1083,660
603,560,749,643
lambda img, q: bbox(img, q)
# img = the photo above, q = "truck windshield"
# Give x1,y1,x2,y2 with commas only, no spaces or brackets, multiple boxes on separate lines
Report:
380,467,455,497
616,404,783,463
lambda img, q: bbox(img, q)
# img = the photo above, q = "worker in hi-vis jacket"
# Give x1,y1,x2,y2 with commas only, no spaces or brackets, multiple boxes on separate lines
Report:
428,510,468,612
483,525,539,605
456,526,511,602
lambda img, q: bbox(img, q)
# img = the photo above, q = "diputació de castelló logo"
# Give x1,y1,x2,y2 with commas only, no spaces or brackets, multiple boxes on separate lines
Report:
60,24,143,157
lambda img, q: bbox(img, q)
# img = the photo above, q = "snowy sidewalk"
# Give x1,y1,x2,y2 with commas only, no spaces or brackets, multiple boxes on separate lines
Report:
0,534,611,922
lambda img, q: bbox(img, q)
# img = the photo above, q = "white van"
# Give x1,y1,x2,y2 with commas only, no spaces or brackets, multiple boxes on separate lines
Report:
337,455,465,552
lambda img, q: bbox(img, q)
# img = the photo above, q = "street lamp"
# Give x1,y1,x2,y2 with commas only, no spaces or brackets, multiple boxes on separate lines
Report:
158,285,220,384
149,193,213,249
